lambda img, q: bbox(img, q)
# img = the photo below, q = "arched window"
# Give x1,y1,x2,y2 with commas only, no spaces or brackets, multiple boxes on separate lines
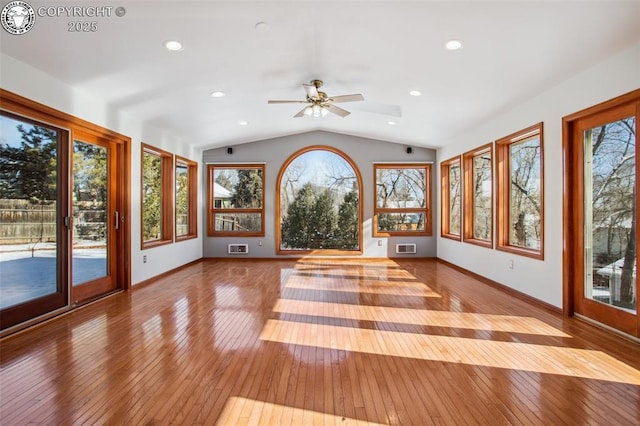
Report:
276,145,363,254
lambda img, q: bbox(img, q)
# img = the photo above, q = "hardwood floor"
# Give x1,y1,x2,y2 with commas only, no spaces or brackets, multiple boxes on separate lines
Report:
1,258,639,425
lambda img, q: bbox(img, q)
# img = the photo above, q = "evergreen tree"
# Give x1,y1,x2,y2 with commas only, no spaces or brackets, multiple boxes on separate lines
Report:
336,190,359,248
231,169,262,208
73,142,107,202
310,188,337,248
281,183,316,249
0,124,57,201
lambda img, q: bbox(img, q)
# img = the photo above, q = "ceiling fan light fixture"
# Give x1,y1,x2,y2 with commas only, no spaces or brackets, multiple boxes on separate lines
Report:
304,106,313,116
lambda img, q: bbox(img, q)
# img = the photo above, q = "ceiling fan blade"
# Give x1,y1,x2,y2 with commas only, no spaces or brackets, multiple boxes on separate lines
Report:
303,84,319,99
327,104,351,118
268,100,308,104
329,94,364,104
293,107,309,118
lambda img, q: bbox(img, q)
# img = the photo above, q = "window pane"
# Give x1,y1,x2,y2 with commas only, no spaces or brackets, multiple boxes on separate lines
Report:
214,213,262,233
214,168,262,209
473,154,492,240
72,140,107,285
376,168,426,208
378,212,426,232
0,114,59,309
142,151,162,241
279,150,360,251
449,163,461,235
584,116,636,313
175,162,189,237
509,137,541,249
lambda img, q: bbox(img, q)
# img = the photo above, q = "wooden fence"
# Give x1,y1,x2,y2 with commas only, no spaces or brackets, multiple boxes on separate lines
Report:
0,199,105,245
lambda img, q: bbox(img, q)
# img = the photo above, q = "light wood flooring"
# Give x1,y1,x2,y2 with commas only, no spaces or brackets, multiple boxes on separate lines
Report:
1,258,639,425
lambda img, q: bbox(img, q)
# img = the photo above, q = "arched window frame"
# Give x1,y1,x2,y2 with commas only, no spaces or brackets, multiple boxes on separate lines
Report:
276,145,363,255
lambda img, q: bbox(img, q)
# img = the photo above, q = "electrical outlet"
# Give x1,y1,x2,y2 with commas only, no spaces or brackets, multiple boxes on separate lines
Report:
508,259,514,269
259,240,263,246
143,255,147,264
378,240,383,246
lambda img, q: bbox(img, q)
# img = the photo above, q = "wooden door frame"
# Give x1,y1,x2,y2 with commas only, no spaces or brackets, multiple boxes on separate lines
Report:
0,89,131,330
70,132,118,304
562,88,640,337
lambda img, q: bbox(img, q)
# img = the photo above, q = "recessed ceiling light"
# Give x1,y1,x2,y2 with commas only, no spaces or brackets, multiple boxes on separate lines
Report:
445,39,463,50
164,40,183,51
409,90,422,97
388,121,397,126
239,121,249,126
210,91,225,98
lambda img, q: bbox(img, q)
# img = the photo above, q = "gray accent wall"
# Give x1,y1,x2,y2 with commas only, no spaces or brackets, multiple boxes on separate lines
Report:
202,130,437,258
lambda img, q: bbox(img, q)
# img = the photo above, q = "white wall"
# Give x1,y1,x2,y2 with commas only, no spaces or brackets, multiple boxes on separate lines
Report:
1,53,203,285
437,42,640,308
202,131,437,258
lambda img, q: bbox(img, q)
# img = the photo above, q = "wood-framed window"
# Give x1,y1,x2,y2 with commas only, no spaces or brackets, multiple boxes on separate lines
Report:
207,164,265,236
374,163,432,236
496,123,544,259
141,143,173,248
276,145,363,254
441,156,462,240
463,143,493,248
175,156,198,241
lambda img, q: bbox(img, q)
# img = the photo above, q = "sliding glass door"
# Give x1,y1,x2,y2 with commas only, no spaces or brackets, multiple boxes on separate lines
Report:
0,98,129,331
0,112,69,327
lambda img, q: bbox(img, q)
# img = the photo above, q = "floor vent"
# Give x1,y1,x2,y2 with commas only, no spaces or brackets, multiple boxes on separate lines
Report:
228,244,248,254
395,243,417,254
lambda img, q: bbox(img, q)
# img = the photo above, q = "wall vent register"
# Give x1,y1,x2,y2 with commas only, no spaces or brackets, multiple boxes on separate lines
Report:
228,244,248,254
395,243,417,254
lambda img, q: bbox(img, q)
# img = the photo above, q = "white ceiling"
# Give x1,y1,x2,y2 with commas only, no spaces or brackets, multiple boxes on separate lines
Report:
2,1,639,149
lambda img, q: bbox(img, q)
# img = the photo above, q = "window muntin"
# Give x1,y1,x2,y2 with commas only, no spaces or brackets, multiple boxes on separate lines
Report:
208,164,265,236
175,156,198,241
496,123,544,258
463,144,493,247
277,146,362,253
441,156,462,240
374,164,431,236
142,143,173,248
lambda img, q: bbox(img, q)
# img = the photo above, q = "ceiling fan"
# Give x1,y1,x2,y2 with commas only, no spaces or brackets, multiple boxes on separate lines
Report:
268,79,364,118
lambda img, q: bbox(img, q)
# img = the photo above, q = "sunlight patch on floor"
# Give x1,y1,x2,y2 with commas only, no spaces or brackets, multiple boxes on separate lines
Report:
272,299,570,337
260,319,640,385
217,396,387,425
283,268,440,298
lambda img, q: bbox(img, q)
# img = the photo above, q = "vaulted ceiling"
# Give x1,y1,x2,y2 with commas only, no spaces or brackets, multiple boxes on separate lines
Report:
2,1,639,149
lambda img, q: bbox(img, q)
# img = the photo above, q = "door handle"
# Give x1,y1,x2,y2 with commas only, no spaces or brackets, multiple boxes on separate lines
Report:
114,211,119,230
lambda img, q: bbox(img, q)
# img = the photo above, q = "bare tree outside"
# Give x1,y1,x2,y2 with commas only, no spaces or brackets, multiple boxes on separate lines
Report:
449,163,461,235
509,138,541,249
586,116,636,311
376,167,427,232
473,155,492,241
